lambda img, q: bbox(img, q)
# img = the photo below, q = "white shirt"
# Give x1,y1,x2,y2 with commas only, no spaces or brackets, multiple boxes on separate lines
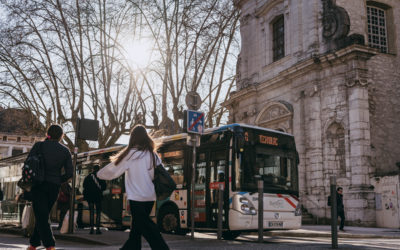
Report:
97,149,161,201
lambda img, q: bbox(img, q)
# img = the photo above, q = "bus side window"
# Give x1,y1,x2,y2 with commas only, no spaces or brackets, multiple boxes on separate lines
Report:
161,150,185,187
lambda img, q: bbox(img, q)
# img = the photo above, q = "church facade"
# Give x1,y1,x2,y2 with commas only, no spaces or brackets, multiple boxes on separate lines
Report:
226,0,400,227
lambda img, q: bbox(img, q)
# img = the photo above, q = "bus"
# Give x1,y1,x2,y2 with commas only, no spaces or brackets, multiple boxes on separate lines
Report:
74,123,301,239
0,123,301,239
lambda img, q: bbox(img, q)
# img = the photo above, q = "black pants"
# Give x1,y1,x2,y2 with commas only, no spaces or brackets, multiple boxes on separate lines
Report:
88,201,102,229
30,182,60,248
121,200,169,250
338,210,345,229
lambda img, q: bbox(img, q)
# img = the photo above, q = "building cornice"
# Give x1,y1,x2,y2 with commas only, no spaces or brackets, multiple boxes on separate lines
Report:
224,45,378,107
254,0,284,17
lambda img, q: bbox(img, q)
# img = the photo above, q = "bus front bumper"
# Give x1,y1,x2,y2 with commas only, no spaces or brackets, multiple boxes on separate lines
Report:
229,210,301,231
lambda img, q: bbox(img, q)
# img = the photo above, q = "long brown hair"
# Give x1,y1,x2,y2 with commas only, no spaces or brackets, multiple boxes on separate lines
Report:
111,125,157,165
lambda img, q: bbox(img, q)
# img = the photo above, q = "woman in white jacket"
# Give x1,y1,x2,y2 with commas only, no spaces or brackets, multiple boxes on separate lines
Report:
97,125,169,250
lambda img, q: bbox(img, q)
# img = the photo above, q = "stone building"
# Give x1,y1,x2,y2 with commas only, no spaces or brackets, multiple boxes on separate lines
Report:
226,0,400,227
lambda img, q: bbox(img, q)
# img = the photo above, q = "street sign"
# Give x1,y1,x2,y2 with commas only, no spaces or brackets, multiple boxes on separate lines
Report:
187,110,204,134
185,91,201,111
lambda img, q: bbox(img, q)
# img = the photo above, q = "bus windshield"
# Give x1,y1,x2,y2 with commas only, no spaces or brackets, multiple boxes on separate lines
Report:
237,144,299,195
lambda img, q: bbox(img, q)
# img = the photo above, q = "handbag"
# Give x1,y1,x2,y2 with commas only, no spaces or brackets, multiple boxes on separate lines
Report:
60,210,78,234
152,153,176,200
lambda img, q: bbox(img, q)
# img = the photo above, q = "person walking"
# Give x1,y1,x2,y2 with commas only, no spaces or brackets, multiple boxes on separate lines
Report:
83,165,106,234
27,124,73,250
97,125,169,250
56,182,72,230
337,187,345,231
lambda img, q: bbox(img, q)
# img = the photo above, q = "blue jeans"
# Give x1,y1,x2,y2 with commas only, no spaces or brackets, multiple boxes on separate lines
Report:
121,200,169,250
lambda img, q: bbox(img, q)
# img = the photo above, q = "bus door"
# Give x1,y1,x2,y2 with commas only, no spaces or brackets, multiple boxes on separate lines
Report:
102,176,124,226
208,149,227,228
193,151,208,227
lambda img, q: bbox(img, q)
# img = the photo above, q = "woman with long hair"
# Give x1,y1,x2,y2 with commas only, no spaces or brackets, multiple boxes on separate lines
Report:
27,124,73,250
97,125,169,250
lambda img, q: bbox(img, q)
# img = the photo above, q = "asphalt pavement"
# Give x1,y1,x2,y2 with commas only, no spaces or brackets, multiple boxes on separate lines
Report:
0,223,399,249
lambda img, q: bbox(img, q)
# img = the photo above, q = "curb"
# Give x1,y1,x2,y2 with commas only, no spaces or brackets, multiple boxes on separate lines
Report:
264,231,400,239
53,233,109,246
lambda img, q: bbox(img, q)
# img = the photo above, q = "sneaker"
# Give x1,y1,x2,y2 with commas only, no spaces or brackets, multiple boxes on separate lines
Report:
90,228,94,234
339,228,345,232
96,229,102,235
46,247,55,250
27,246,36,250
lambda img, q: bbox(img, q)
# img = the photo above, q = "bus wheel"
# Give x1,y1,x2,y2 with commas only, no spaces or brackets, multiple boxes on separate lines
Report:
222,231,241,240
159,207,180,234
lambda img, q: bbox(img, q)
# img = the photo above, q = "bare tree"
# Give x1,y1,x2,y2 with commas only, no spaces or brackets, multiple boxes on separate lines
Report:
128,0,240,133
0,0,146,148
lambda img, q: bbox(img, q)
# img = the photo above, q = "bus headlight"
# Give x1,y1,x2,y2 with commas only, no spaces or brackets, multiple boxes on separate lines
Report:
295,203,302,216
233,196,257,215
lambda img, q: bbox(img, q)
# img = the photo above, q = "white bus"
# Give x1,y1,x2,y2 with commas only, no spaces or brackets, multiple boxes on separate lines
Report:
151,123,301,239
28,123,300,238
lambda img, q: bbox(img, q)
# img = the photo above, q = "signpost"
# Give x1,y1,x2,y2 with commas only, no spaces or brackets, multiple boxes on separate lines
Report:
185,91,202,240
68,118,99,234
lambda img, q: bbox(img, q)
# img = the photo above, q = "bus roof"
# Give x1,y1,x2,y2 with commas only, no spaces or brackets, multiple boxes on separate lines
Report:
157,123,294,143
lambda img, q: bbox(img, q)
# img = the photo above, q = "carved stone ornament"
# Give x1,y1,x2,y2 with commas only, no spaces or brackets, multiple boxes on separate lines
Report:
345,69,370,88
322,0,350,40
259,104,289,122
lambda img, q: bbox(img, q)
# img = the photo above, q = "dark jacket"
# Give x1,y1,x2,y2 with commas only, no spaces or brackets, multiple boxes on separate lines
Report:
337,193,344,212
83,172,106,202
28,140,73,185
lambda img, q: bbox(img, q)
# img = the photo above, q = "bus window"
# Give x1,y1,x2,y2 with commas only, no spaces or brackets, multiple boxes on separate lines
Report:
162,151,184,187
238,145,298,194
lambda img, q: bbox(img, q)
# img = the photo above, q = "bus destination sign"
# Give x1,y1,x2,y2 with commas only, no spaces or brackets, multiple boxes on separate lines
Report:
259,135,278,146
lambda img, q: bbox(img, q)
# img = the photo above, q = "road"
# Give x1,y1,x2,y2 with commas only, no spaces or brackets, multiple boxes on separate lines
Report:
1,232,399,249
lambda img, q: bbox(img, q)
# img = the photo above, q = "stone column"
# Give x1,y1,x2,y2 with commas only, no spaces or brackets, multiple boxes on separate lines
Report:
345,57,376,226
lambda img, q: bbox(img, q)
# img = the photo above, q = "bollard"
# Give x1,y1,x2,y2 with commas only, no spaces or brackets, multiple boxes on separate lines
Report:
190,136,197,240
217,183,224,240
258,179,264,243
330,176,338,249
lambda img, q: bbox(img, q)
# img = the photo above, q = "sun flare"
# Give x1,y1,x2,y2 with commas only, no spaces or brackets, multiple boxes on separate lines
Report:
121,39,154,70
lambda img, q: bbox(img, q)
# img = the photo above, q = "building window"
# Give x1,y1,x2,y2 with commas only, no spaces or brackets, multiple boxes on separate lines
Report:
12,148,23,156
2,136,7,141
17,137,21,142
272,15,285,61
367,5,387,53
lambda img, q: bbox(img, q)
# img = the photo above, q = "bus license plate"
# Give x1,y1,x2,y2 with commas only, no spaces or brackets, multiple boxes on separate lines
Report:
268,221,283,227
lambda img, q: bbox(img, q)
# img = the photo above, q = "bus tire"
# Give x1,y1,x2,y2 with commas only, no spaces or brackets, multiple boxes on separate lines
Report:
222,231,241,240
158,206,182,234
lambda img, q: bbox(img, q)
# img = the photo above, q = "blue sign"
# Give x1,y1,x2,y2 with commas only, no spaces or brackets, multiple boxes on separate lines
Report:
187,110,204,134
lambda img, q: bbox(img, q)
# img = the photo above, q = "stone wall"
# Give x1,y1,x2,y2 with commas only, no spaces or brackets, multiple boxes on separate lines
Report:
229,0,400,226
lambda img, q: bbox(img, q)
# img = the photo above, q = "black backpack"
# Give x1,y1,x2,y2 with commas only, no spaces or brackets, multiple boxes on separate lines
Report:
152,153,176,200
18,142,46,192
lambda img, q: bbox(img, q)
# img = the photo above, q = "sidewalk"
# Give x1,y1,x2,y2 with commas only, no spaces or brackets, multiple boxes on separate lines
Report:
264,225,400,239
1,224,399,246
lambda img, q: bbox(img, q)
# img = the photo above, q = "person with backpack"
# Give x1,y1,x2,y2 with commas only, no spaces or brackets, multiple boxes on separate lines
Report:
97,125,169,250
27,124,73,250
83,165,106,234
57,182,72,230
